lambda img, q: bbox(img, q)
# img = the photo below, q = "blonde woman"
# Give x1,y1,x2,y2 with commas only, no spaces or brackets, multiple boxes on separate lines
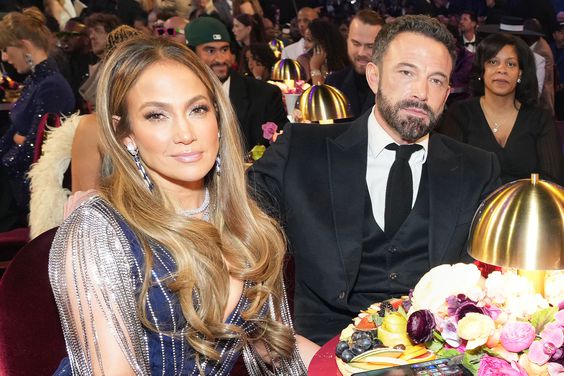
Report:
49,36,317,375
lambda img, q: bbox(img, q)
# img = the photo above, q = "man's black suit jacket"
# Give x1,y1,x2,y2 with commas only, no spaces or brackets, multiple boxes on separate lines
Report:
248,110,501,344
228,70,288,152
325,67,375,120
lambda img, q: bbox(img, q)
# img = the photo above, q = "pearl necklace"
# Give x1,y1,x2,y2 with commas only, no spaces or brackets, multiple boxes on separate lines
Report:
491,122,501,133
178,188,210,219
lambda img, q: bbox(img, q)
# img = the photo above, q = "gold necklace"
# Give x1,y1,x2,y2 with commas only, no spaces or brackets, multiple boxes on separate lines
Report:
480,98,502,133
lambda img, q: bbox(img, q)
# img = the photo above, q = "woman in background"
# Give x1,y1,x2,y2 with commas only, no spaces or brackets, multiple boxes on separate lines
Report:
297,19,349,85
232,13,266,73
245,43,277,80
232,0,264,18
50,36,317,375
233,13,266,48
0,7,74,230
439,33,564,184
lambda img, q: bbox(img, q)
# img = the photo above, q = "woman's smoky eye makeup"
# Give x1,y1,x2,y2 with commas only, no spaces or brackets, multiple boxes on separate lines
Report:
141,101,212,121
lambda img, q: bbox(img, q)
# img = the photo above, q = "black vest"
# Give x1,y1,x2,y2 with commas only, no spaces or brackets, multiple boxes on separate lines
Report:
348,165,431,312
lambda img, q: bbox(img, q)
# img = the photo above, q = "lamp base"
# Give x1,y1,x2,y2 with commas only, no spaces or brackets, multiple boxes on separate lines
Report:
518,269,545,296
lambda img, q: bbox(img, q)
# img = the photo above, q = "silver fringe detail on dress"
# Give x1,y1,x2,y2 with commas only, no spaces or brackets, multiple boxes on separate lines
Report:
49,196,151,375
242,277,308,376
50,196,307,375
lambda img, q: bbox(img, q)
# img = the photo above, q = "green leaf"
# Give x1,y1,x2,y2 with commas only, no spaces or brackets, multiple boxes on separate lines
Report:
427,334,445,353
462,348,486,376
250,145,266,161
530,306,557,333
433,329,446,343
397,305,408,318
437,348,462,358
374,315,384,327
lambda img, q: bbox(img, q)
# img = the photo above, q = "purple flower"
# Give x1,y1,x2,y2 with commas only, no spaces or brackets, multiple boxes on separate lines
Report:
455,300,485,322
261,122,278,142
407,310,436,344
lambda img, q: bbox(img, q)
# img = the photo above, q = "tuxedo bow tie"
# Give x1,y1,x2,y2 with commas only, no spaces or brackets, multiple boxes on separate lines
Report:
464,41,476,46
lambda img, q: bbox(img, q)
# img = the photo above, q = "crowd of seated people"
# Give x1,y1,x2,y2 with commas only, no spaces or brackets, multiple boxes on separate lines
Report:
0,0,563,373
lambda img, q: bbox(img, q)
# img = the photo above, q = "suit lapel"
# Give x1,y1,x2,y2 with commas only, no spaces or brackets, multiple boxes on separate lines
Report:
228,71,249,125
427,134,463,266
343,68,361,116
327,111,370,290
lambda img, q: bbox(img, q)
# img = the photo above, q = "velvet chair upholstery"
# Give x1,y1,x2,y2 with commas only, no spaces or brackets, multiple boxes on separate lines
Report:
0,227,65,375
0,227,29,273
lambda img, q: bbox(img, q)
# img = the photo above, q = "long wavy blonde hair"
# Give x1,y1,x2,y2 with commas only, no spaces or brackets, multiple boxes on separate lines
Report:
96,36,294,361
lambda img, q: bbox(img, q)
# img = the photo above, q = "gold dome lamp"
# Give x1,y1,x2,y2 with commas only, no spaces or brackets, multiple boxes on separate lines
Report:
268,39,285,59
297,84,352,124
468,174,564,296
270,59,306,87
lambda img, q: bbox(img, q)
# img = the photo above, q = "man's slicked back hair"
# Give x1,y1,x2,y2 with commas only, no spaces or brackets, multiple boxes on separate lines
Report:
371,15,456,66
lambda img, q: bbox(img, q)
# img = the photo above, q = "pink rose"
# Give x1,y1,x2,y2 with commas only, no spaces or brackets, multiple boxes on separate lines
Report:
478,355,527,376
500,321,536,352
261,122,278,142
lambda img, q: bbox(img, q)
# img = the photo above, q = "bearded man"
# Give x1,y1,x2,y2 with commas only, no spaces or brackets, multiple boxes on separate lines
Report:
248,15,501,345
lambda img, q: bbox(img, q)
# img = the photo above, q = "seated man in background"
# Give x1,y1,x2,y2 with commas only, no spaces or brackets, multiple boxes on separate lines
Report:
249,15,500,345
326,9,384,120
281,7,318,60
185,17,287,152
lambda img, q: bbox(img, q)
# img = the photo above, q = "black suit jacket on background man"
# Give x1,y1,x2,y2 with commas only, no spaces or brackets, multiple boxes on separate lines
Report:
228,70,288,152
326,67,375,120
248,110,500,344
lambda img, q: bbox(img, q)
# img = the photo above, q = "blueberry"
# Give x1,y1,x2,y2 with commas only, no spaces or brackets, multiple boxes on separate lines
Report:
341,349,355,363
335,341,349,357
351,331,364,342
357,337,372,351
351,344,365,355
372,338,383,347
382,301,395,311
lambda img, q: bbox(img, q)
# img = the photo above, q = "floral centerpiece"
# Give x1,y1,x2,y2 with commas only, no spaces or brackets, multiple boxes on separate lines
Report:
268,79,311,118
267,79,310,95
335,263,564,375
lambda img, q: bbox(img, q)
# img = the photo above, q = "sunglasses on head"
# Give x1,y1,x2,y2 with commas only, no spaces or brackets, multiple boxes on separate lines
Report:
154,27,184,37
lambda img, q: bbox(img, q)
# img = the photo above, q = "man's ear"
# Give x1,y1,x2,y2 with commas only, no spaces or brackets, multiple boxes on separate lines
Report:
365,62,380,95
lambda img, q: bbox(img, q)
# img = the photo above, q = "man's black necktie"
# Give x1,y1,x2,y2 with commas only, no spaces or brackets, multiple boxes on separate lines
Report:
464,41,475,47
385,143,423,238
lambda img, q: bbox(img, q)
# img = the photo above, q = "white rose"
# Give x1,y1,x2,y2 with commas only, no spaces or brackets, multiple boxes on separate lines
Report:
545,271,564,306
409,263,484,314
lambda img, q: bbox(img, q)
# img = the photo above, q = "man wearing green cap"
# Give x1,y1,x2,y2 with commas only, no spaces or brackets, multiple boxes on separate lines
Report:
185,16,287,152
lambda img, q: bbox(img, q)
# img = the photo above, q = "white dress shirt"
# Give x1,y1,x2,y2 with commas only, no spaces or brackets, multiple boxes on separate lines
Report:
462,35,476,53
221,75,231,95
365,108,429,231
281,38,306,60
531,48,545,97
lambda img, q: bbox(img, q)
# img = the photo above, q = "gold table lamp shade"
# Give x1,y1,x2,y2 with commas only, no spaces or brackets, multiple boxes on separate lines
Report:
270,59,305,82
268,39,285,59
468,174,564,271
297,84,352,123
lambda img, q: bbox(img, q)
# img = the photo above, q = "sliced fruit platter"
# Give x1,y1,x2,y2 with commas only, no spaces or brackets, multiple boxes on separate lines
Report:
335,298,436,376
